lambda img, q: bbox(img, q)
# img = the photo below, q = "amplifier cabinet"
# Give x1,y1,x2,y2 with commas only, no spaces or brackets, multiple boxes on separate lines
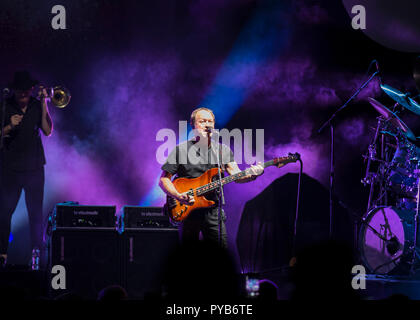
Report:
53,204,117,228
49,228,122,299
121,228,179,299
119,206,176,230
48,227,179,300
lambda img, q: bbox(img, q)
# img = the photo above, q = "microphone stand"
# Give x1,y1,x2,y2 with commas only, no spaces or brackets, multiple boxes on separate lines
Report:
318,70,379,239
208,130,225,247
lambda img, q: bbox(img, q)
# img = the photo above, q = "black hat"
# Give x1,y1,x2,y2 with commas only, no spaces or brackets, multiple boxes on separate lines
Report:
9,71,39,90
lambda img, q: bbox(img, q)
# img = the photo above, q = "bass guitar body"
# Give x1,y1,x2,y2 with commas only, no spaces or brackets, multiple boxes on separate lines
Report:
166,167,220,222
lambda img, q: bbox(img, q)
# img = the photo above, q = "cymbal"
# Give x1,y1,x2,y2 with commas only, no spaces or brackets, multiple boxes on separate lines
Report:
408,96,420,113
380,84,420,116
368,97,416,141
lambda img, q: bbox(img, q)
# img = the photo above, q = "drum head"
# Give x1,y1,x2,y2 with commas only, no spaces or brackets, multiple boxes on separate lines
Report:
360,207,406,274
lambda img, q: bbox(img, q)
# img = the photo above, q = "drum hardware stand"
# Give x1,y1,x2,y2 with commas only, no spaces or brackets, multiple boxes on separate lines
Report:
360,117,392,249
363,117,383,212
409,160,420,275
381,130,390,206
363,118,397,212
319,69,379,239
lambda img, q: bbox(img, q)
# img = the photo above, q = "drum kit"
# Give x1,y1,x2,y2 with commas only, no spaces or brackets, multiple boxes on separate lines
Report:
359,76,420,276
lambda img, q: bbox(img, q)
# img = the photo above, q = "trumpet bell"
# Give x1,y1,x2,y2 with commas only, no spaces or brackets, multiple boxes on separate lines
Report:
51,86,71,108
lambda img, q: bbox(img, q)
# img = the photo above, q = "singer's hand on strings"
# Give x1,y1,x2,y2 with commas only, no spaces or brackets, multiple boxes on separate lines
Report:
249,162,264,176
176,192,195,205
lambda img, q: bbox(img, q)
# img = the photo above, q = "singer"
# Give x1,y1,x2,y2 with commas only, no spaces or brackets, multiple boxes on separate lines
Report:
0,71,53,267
159,107,264,247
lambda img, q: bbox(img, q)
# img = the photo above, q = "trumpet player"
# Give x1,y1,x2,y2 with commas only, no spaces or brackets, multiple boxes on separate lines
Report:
0,71,53,268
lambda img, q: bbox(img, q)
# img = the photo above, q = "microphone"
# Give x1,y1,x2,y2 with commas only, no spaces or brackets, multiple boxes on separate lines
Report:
204,127,213,133
3,88,10,95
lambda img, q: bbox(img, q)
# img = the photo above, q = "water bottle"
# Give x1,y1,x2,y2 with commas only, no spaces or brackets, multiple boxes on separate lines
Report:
31,247,40,271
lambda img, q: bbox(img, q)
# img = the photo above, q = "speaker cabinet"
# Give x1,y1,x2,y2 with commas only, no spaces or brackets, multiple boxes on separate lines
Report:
122,228,179,299
49,227,179,299
49,228,122,299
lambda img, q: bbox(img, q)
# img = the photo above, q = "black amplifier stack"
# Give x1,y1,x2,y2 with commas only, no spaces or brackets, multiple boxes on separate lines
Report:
48,203,179,299
52,203,117,229
117,205,176,230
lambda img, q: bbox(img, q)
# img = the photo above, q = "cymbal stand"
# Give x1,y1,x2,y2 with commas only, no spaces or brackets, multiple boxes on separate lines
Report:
319,69,379,239
381,130,389,206
410,160,420,275
362,117,383,212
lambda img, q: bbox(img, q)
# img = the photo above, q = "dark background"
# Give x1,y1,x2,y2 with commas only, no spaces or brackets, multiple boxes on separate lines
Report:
1,0,420,265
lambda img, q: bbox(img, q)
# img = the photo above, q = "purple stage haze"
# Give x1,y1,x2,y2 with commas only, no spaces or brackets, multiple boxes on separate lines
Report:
3,0,420,265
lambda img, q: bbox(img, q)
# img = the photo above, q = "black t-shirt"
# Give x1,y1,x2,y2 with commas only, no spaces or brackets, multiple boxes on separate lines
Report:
1,96,46,171
161,139,235,179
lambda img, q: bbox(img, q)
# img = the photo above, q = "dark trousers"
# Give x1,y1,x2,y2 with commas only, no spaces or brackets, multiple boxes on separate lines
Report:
0,166,44,254
180,207,227,248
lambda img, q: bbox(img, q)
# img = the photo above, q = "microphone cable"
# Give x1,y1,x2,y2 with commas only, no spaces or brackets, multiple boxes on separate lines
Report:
292,157,303,260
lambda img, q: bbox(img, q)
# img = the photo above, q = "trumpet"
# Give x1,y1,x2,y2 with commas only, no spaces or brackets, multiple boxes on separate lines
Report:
38,86,71,108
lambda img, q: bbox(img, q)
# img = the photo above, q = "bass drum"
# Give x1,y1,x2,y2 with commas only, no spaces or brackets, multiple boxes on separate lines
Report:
359,206,419,275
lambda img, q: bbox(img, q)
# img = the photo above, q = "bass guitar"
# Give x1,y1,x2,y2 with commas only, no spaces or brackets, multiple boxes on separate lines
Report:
165,153,300,223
